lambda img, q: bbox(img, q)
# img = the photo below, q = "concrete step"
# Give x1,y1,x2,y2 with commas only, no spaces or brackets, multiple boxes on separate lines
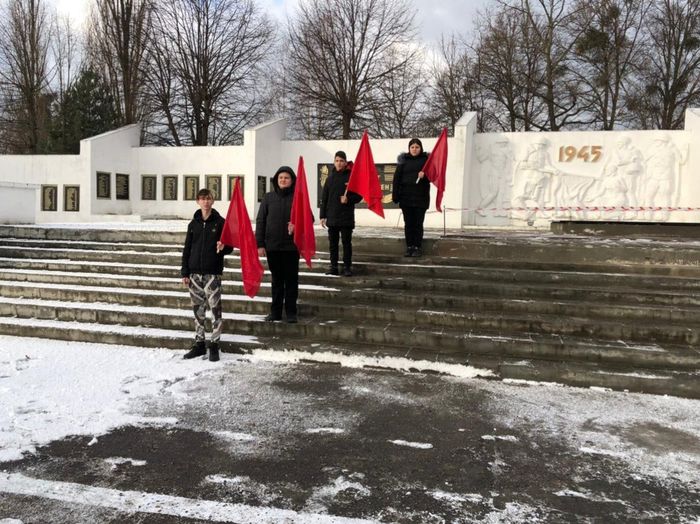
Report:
2,296,699,370
1,274,699,341
3,225,700,398
0,315,698,399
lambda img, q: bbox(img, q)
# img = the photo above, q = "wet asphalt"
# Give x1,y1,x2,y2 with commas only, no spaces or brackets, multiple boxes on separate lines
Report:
1,358,698,523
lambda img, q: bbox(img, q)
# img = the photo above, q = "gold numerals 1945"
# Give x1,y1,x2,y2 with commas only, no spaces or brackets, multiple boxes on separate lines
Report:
558,145,602,163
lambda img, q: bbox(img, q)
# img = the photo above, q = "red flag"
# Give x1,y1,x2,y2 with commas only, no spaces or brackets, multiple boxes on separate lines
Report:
290,156,316,268
347,130,385,218
422,127,448,212
220,179,264,298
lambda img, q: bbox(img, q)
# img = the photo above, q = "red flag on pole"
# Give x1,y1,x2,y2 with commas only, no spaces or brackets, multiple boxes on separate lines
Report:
347,130,385,218
290,156,316,268
220,179,264,298
422,127,448,212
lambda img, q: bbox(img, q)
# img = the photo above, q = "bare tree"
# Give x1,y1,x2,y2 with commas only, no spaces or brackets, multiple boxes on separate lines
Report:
628,0,700,129
0,0,52,153
143,0,273,145
426,35,485,133
286,0,417,139
571,0,649,129
508,0,590,130
371,47,426,138
476,6,545,131
87,0,152,125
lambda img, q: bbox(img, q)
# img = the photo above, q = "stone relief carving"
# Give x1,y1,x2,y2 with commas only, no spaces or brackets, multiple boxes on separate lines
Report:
511,136,560,224
640,134,688,220
508,133,689,224
476,137,513,217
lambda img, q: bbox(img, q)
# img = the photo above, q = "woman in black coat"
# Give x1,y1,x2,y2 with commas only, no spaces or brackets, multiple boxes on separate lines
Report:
256,166,300,323
392,138,430,257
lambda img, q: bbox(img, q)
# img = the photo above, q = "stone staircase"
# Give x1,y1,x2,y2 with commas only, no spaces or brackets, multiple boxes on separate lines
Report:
0,225,699,398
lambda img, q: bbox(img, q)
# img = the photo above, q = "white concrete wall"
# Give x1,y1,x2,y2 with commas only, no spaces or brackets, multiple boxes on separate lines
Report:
0,182,38,223
2,109,700,228
0,152,87,223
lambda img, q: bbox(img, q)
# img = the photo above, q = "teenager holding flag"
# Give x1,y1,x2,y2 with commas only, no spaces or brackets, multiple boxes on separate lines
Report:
256,166,301,324
392,138,430,257
392,130,448,257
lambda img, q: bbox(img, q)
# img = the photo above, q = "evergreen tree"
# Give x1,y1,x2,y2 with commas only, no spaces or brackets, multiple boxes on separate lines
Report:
50,69,118,153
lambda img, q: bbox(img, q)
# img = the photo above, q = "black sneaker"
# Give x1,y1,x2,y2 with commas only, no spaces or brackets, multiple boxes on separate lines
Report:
183,341,206,359
342,267,353,277
208,343,220,362
325,266,339,275
404,246,414,257
286,314,298,324
412,248,423,257
265,313,282,321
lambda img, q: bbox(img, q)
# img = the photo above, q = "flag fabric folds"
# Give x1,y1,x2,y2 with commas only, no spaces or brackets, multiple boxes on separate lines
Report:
347,130,385,218
422,127,448,212
290,156,316,268
220,179,264,298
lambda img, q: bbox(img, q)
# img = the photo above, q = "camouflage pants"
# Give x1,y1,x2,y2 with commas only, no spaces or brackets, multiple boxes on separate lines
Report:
188,274,223,343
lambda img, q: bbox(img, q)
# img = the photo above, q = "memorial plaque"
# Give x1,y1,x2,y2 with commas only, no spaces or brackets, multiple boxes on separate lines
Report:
64,185,80,212
206,175,222,200
257,175,267,202
141,175,157,200
96,171,111,199
116,173,129,200
41,185,57,211
184,176,200,200
316,163,398,209
163,175,178,201
227,175,244,200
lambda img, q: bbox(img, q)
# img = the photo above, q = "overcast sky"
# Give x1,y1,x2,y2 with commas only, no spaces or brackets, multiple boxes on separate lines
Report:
56,0,492,46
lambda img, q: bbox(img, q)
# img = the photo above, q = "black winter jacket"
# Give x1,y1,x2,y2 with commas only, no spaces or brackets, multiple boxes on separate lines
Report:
392,152,430,209
319,167,362,228
256,174,298,252
181,208,233,277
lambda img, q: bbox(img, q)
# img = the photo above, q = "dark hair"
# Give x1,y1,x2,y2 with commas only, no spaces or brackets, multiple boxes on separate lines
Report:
197,189,213,199
408,138,423,153
334,150,347,161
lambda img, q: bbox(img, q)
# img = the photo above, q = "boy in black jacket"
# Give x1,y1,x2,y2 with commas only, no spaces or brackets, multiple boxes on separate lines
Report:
320,151,362,276
181,189,233,361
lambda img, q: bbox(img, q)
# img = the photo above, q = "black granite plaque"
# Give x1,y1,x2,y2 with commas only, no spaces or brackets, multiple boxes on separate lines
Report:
116,173,129,200
163,175,178,201
41,185,57,211
141,175,157,200
316,163,398,209
64,185,80,211
227,175,244,200
184,176,200,200
206,175,222,200
96,171,111,199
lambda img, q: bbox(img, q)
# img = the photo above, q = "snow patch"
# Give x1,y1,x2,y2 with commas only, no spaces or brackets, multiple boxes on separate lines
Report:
388,440,433,450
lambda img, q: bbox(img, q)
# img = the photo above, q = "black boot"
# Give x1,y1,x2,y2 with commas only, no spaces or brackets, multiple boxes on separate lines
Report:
404,246,414,257
325,266,339,275
342,266,353,277
183,341,206,359
412,247,423,257
208,342,220,362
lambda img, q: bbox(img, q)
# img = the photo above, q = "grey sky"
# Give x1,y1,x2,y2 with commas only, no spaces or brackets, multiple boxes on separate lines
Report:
56,0,493,48
258,0,493,45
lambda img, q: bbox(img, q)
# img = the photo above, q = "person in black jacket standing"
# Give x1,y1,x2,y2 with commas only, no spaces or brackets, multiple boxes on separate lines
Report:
320,151,362,276
181,188,233,361
392,138,430,257
256,166,300,323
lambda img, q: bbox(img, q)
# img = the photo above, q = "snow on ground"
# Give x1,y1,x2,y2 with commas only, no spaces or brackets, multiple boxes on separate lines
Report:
1,334,698,489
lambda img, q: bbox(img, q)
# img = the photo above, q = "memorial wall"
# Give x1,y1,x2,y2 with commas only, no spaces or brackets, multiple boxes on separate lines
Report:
1,110,698,227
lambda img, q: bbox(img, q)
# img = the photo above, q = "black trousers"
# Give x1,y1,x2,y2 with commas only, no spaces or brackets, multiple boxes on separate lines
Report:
328,226,353,268
401,206,427,248
266,251,300,317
